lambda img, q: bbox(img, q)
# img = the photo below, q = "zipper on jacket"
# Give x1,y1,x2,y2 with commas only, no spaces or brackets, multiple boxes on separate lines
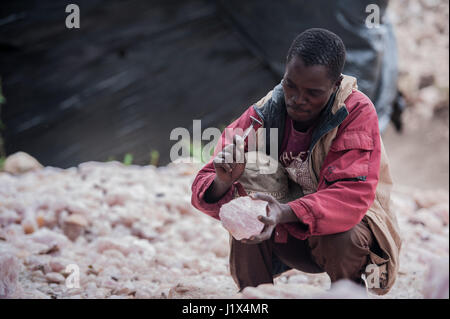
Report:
324,176,367,186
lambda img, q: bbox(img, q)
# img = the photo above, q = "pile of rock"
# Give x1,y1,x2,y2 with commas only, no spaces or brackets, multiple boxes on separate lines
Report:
0,153,448,299
390,0,449,124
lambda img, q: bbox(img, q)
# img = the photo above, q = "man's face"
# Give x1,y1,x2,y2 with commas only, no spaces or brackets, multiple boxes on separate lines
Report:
282,56,341,125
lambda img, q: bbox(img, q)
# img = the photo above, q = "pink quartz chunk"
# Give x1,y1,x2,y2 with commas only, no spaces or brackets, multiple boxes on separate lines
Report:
219,196,268,240
0,254,20,298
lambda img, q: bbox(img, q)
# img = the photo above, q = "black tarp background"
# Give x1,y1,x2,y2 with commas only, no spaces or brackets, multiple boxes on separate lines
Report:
0,0,398,168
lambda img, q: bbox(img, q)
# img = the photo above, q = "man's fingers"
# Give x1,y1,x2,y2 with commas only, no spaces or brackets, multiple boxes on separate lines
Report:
250,192,275,203
258,215,275,226
218,161,232,173
233,134,244,146
213,156,233,173
240,224,274,244
214,150,233,164
222,143,235,154
213,156,223,165
223,163,233,173
259,224,275,241
234,147,245,164
217,143,245,164
240,235,262,244
233,135,246,163
248,231,269,244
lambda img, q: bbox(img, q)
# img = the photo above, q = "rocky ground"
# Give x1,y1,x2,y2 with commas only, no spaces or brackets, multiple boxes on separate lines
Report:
1,160,235,299
0,157,448,299
384,0,449,192
0,0,448,299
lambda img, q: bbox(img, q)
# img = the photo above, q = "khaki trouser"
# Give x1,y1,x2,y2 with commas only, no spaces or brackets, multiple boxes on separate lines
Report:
229,217,377,290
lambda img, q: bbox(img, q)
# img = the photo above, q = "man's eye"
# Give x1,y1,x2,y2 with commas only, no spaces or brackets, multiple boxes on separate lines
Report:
285,81,295,89
308,90,322,96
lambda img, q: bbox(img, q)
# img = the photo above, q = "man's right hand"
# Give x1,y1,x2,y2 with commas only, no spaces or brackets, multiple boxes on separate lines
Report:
204,135,246,203
213,135,246,185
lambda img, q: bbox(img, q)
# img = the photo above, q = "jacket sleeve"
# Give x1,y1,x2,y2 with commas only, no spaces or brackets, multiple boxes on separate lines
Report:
283,97,382,240
190,106,259,220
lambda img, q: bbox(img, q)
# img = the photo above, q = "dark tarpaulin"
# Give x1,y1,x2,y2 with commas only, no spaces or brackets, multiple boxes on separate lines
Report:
218,0,400,132
0,0,399,168
0,0,278,167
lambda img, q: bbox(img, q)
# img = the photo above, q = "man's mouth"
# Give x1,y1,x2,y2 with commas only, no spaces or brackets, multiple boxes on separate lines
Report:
287,104,309,113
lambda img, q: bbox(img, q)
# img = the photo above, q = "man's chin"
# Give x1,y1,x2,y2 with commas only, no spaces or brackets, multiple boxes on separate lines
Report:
287,109,311,123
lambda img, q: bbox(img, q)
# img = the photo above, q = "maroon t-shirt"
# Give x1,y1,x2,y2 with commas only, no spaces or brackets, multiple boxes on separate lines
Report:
279,115,317,167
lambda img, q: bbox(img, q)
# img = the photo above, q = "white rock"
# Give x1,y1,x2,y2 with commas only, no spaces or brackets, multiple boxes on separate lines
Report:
3,152,43,175
219,196,268,240
0,253,21,298
45,272,65,284
62,214,88,241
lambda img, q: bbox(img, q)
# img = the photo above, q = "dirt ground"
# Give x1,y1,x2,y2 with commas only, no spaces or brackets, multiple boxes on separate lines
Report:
385,0,449,192
383,112,449,191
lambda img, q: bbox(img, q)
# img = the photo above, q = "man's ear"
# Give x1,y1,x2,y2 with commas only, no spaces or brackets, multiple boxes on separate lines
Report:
332,75,343,94
335,75,343,89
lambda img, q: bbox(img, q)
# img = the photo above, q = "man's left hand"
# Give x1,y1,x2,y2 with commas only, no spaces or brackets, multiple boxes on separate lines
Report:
240,193,296,244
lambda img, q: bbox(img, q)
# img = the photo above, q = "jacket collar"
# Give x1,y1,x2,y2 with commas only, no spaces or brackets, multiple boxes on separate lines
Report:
252,74,358,155
309,75,358,152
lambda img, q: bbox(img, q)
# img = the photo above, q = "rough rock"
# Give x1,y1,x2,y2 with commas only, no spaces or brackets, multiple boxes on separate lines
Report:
219,196,268,240
421,256,449,299
3,152,43,175
62,214,88,241
45,272,66,284
0,253,21,298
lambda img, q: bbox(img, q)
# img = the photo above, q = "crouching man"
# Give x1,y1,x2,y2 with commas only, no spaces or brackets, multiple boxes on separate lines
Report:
191,28,402,295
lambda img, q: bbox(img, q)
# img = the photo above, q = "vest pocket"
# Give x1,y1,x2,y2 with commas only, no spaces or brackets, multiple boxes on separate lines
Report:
323,131,374,185
329,131,374,152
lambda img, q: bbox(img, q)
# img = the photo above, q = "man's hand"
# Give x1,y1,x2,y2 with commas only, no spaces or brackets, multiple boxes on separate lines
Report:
204,135,246,203
240,193,300,244
213,135,246,185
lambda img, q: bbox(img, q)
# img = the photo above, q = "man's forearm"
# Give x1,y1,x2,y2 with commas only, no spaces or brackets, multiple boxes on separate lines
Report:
278,203,302,223
204,176,232,203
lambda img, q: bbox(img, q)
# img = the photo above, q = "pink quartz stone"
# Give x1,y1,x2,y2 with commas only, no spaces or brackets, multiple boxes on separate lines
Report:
219,196,268,240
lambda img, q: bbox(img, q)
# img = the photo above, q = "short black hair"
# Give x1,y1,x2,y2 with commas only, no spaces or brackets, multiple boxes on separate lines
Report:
287,28,346,82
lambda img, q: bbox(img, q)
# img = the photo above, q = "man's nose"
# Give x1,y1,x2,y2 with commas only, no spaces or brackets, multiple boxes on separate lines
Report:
291,90,307,105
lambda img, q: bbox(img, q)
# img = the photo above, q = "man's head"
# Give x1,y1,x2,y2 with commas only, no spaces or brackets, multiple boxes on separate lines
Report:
282,28,346,126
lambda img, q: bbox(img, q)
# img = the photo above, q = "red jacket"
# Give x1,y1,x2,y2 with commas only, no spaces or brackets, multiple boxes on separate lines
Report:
191,88,380,243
